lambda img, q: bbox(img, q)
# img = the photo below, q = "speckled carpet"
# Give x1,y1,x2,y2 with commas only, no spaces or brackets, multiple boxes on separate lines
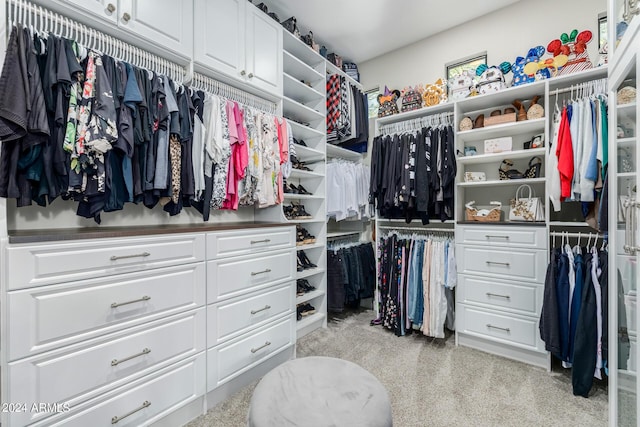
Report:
186,309,608,427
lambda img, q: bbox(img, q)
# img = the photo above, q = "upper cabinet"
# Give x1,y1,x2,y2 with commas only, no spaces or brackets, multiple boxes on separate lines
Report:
46,0,194,58
194,0,283,97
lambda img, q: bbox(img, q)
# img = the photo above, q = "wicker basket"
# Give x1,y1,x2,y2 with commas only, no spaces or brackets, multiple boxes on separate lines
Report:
465,201,502,222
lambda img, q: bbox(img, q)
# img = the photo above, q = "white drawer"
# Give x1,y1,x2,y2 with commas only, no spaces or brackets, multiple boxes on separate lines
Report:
8,309,205,427
207,249,294,303
458,305,538,348
456,225,547,249
207,227,295,258
626,293,637,335
458,275,542,316
208,283,294,346
7,233,205,290
8,263,205,360
207,315,295,389
33,354,206,427
458,245,545,282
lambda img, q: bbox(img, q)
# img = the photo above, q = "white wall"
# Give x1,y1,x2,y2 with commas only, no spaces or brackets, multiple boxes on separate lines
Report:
359,0,606,92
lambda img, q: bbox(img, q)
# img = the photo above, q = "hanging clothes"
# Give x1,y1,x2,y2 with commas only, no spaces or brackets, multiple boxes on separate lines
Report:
326,159,370,221
376,230,456,338
325,73,369,153
327,241,376,313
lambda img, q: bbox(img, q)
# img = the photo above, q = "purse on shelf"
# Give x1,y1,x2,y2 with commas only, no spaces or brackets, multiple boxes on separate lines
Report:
509,184,545,222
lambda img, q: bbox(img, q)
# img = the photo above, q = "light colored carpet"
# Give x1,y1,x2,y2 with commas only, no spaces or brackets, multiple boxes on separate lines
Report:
186,309,608,427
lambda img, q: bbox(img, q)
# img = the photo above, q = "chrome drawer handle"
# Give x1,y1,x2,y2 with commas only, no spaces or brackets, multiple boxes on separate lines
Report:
487,324,510,333
251,239,271,244
251,269,272,276
251,341,271,353
486,292,510,300
485,235,509,239
111,295,151,308
111,348,151,366
110,252,150,261
251,305,271,315
111,400,151,424
486,261,510,267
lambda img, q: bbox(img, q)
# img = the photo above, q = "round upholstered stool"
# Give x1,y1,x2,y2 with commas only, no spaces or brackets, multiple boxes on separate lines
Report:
247,356,393,427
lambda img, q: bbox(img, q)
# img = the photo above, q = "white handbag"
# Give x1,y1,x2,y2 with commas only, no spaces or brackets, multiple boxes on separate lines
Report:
509,184,544,222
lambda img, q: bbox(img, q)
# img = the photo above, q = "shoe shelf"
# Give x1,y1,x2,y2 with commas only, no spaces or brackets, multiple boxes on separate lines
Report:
289,169,325,179
283,73,325,105
325,144,363,161
283,96,324,127
284,193,324,200
456,118,546,144
457,147,546,165
326,231,361,239
288,120,325,142
296,289,326,305
294,145,325,162
297,312,326,338
297,267,326,280
283,50,324,88
296,242,324,250
283,30,325,70
457,177,546,187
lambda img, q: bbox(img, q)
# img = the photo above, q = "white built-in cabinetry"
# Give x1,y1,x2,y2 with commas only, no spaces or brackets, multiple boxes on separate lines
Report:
0,225,295,427
193,0,283,97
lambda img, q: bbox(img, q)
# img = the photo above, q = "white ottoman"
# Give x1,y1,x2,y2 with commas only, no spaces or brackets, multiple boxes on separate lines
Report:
247,356,393,427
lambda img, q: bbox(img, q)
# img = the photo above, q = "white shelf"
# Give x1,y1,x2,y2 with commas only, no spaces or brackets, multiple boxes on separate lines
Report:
296,242,325,250
296,289,326,305
618,137,636,148
547,66,608,90
297,267,326,279
326,231,361,239
325,60,362,89
283,50,324,84
287,119,325,142
456,80,546,113
289,169,325,179
548,221,590,227
285,218,325,224
297,312,326,337
282,30,325,67
618,172,637,178
283,73,325,105
294,144,325,162
283,96,324,125
457,177,546,187
326,144,363,160
284,193,324,200
457,147,546,165
376,102,454,126
456,118,546,143
617,102,638,114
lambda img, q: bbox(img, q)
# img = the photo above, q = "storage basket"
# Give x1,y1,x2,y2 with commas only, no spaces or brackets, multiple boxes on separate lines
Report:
465,201,502,222
484,112,516,127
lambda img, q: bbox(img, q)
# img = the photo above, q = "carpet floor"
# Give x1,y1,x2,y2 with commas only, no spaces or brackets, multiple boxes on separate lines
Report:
186,309,608,427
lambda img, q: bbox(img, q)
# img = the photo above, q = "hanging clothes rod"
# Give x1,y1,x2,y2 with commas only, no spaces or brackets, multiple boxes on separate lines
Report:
191,72,277,114
327,231,361,239
549,231,603,238
7,0,187,84
377,111,454,136
550,78,608,96
378,225,454,233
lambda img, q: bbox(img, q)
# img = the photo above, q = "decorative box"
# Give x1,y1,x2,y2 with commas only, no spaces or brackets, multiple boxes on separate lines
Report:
465,201,502,222
484,112,516,126
464,172,486,182
484,137,513,153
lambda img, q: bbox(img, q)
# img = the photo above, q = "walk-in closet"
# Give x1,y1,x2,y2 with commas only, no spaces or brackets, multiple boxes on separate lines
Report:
0,0,637,426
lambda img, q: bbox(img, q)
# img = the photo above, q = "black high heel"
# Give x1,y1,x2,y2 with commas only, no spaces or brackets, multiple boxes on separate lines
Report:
297,184,312,195
298,250,317,269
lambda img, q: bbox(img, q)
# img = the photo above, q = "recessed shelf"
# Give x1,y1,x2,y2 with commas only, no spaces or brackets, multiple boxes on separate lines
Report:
456,118,546,143
297,267,326,279
457,177,546,187
618,172,637,178
294,145,325,162
617,102,638,114
327,231,361,239
283,30,325,68
283,193,324,200
296,289,326,305
296,242,325,250
289,169,325,179
297,312,326,334
283,73,325,105
326,144,363,161
457,147,546,165
618,137,636,148
283,96,324,125
287,120,325,141
283,50,324,84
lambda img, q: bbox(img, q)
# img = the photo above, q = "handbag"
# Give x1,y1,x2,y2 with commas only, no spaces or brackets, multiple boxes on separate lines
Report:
509,184,544,222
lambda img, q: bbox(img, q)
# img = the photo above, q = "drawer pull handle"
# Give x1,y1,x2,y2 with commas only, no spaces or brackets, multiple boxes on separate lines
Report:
485,235,509,239
111,400,151,424
486,261,510,267
111,348,151,367
486,292,510,300
111,295,151,308
250,239,271,244
106,3,116,12
251,268,272,276
251,341,271,353
251,305,272,315
487,324,510,333
110,252,150,261
121,12,131,22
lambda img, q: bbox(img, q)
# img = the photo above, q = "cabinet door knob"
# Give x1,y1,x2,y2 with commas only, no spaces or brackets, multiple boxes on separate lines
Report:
106,3,116,13
240,70,246,76
248,72,254,79
122,12,131,22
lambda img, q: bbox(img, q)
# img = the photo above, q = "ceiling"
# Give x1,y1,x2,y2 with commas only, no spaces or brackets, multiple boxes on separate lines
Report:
267,0,522,64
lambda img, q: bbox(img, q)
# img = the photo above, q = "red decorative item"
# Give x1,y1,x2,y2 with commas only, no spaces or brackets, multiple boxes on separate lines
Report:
547,30,593,76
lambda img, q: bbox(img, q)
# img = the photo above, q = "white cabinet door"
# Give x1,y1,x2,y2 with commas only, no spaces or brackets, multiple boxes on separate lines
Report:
194,0,245,80
57,0,118,23
245,6,282,95
119,0,193,57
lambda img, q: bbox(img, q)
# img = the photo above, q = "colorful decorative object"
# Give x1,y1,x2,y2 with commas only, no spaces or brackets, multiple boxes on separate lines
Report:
547,30,594,75
377,86,401,118
400,86,424,112
448,70,476,100
475,62,512,95
423,78,448,106
512,46,546,86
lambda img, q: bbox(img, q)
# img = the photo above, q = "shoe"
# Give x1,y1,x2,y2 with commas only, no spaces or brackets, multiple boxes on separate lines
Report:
297,305,303,321
296,139,307,147
297,184,312,195
297,279,316,291
474,114,484,129
291,202,313,219
296,225,316,245
298,250,317,269
300,303,316,316
297,256,304,272
297,282,306,296
288,183,300,194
